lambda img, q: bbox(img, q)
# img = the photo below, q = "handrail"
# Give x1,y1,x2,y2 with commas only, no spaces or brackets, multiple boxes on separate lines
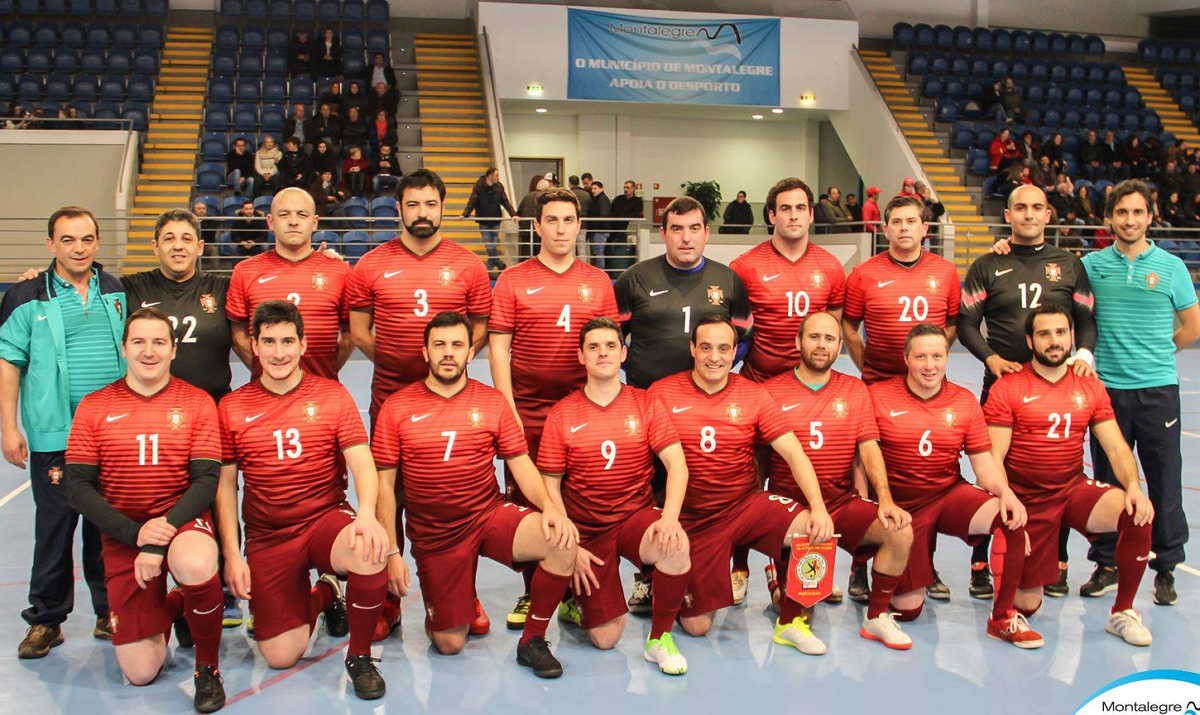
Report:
0,117,135,129
478,26,514,199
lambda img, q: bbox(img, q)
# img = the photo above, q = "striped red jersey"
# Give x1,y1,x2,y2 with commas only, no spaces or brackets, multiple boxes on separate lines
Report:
373,379,527,553
843,251,961,383
647,372,791,527
226,249,350,380
983,366,1115,506
869,376,991,511
345,238,491,408
762,369,878,509
68,378,220,522
537,385,679,539
491,258,618,428
219,374,366,539
731,240,846,382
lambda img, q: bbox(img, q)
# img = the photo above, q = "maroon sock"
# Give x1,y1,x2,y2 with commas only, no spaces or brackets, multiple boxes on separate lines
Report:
1112,512,1152,613
991,523,1026,620
520,566,570,645
731,546,750,572
867,570,901,619
307,578,336,634
180,575,223,668
851,553,868,570
346,570,388,657
778,595,806,624
163,587,185,643
521,564,536,594
650,571,689,639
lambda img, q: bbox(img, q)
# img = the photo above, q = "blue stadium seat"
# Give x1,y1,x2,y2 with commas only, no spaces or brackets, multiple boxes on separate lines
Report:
133,51,157,75
1030,31,1048,54
921,79,943,98
294,0,314,21
263,79,286,103
290,79,314,103
233,105,259,132
1182,73,1197,90
95,0,117,14
18,75,44,102
318,0,338,22
1025,85,1044,103
202,134,228,161
1049,33,1067,55
1082,110,1100,129
1104,89,1122,106
1142,114,1160,132
949,57,968,76
215,231,237,257
119,0,141,13
8,23,34,48
128,76,152,100
145,0,165,13
1161,71,1179,90
267,27,289,49
240,54,263,76
0,50,25,74
992,28,1011,53
107,49,133,73
99,77,124,101
269,0,290,17
212,53,237,77
1042,109,1061,127
209,79,234,102
253,195,273,213
933,25,953,50
61,23,86,48
1085,35,1104,56
26,49,52,73
1107,67,1124,85
953,26,972,50
991,60,1009,80
1068,64,1086,82
343,52,365,77
72,73,99,100
18,0,39,14
935,100,958,123
343,0,363,21
216,25,239,49
1101,112,1119,130
45,0,68,12
945,80,965,99
265,54,288,77
0,78,14,103
243,27,265,50
1161,46,1177,65
45,75,72,102
198,163,227,191
79,48,104,72
93,100,121,121
34,24,59,47
69,0,90,14
1062,109,1081,128
123,105,148,131
952,126,975,149
1012,31,1030,54
261,104,284,132
1085,88,1102,106
312,230,340,250
205,105,230,132
236,79,260,101
112,23,137,48
902,54,924,76
343,29,364,53
220,0,242,15
366,30,389,55
1086,65,1104,84
1046,85,1063,103
1010,60,1029,79
52,50,80,73
245,0,266,17
1049,64,1066,83
343,197,369,216
1139,40,1157,64
1178,47,1195,66
195,195,221,217
366,0,387,22
221,196,245,216
342,230,371,258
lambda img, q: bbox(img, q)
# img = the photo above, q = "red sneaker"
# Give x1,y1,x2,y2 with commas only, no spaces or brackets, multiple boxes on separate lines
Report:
371,593,402,642
986,611,1044,649
469,598,490,636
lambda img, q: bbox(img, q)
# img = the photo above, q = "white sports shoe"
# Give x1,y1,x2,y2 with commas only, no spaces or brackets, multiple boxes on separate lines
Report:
644,633,688,675
731,568,750,605
1105,609,1152,647
859,612,913,650
772,616,827,655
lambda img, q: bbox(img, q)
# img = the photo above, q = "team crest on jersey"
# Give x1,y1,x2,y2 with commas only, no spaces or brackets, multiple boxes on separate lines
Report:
48,466,63,485
706,285,725,305
1044,263,1062,282
810,270,825,288
303,401,320,422
624,415,641,435
943,409,956,427
439,266,455,286
167,408,185,430
199,293,218,314
1146,272,1160,289
726,403,743,422
467,408,483,427
312,272,327,290
578,283,593,302
926,276,940,292
1071,391,1088,409
831,398,848,418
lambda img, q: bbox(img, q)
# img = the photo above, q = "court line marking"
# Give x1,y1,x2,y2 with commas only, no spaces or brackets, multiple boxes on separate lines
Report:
223,642,346,707
1183,430,1200,439
0,481,30,509
1178,564,1200,577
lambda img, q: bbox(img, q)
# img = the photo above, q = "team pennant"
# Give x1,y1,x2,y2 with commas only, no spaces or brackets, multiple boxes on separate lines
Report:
785,533,839,607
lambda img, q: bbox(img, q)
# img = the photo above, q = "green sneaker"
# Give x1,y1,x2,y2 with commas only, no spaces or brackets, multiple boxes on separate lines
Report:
643,632,688,675
772,616,827,655
557,596,583,626
506,594,530,631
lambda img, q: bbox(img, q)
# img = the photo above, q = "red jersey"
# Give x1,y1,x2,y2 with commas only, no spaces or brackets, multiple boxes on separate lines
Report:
345,237,491,407
491,258,618,428
226,249,350,380
762,369,878,509
219,373,366,539
843,251,961,383
647,372,791,527
68,378,221,523
373,379,527,553
537,385,679,539
731,240,846,382
869,376,991,511
983,366,1115,506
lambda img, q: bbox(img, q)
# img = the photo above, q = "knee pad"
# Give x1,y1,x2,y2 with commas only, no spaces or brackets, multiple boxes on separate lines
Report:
892,603,924,622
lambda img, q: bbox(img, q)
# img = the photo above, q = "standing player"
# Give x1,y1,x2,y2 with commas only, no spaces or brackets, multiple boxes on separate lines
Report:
762,312,914,649
65,308,226,712
958,185,1098,599
1080,180,1200,605
649,316,834,654
216,301,391,700
490,188,617,630
870,324,1040,648
985,305,1155,646
227,187,352,379
372,312,577,678
537,317,691,674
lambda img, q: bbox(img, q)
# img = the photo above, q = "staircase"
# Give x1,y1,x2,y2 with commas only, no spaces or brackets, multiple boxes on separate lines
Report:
126,24,212,274
858,49,993,272
1123,65,1200,146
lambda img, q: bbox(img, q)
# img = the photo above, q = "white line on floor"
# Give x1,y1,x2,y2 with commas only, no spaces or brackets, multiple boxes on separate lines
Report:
0,481,30,509
1183,430,1200,439
1178,564,1200,577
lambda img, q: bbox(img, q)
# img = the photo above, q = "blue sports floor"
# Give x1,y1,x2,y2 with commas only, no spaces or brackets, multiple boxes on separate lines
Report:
0,351,1196,715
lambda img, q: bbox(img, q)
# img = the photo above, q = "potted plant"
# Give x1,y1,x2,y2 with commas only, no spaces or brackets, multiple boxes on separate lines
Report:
680,180,722,223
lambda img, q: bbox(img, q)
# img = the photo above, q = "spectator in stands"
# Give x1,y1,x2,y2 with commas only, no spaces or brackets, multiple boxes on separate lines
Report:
254,135,283,195
284,103,308,147
993,163,1024,201
1075,185,1099,224
341,106,369,149
844,192,862,223
981,80,1006,123
462,167,516,274
5,103,32,129
341,145,371,196
369,108,396,148
588,181,614,272
862,186,882,231
1018,131,1039,164
999,76,1023,123
369,53,397,89
372,143,400,193
341,82,368,118
1126,135,1146,176
1040,132,1065,172
1033,155,1056,192
915,181,945,224
367,82,399,119
609,179,643,273
192,200,219,257
720,191,754,234
567,175,592,216
232,200,267,256
1162,190,1185,227
311,139,339,177
1049,174,1075,218
314,27,342,78
226,136,258,196
305,103,342,148
819,186,852,224
289,30,313,74
278,137,312,189
1158,159,1185,200
1184,163,1200,199
516,175,551,259
319,82,344,114
309,169,346,216
1080,130,1106,182
1050,208,1087,256
989,127,1021,175
1185,193,1200,230
899,176,919,199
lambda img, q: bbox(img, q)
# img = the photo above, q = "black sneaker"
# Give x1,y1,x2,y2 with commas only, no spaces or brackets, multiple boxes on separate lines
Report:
174,615,194,649
1044,564,1069,598
516,636,563,678
193,665,226,713
1080,565,1118,598
318,574,348,637
627,571,653,616
344,654,386,700
1153,570,1178,606
847,562,870,604
968,564,994,600
925,570,951,601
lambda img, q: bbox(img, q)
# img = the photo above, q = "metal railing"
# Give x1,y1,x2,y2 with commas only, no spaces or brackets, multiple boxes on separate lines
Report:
951,222,1200,275
0,116,135,130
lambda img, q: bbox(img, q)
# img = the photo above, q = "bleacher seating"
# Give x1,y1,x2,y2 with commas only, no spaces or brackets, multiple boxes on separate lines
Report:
894,23,1104,57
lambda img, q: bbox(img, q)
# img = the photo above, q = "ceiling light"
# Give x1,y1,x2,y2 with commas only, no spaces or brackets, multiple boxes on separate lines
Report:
751,113,763,120
535,107,547,113
771,107,783,114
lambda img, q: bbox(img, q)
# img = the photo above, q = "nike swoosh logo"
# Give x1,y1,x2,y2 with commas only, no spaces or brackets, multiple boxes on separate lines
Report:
672,406,692,414
192,604,221,616
889,410,908,418
140,301,161,308
781,403,801,411
383,270,403,279
106,414,129,423
1022,395,1041,403
994,268,1014,277
525,286,545,295
529,614,550,621
876,280,895,288
649,289,670,296
36,315,47,321
257,275,279,284
1165,419,1179,428
244,413,265,423
351,601,383,610
762,273,781,282
569,423,588,433
411,413,431,422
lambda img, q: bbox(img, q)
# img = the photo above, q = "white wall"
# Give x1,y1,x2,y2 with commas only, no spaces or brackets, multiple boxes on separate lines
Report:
846,0,1150,38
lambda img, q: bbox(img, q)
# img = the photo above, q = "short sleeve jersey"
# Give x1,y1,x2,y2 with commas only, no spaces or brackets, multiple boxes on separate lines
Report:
983,366,1115,506
869,376,991,512
537,386,679,539
345,237,491,403
226,249,350,380
647,372,791,526
731,240,847,382
843,251,962,383
762,369,878,509
372,379,527,553
219,374,366,539
490,258,618,420
68,378,221,523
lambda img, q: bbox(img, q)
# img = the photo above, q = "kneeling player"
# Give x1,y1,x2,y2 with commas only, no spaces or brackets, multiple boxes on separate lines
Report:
985,306,1155,645
763,312,915,649
215,301,391,699
65,308,225,712
538,317,691,674
373,312,577,678
872,324,1041,648
649,316,835,654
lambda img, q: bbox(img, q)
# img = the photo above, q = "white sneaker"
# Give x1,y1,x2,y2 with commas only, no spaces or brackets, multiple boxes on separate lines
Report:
643,632,688,675
1106,609,1152,647
731,568,750,605
859,612,913,650
772,616,827,655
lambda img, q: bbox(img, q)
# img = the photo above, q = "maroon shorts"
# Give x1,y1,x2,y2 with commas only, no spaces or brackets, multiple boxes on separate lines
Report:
829,495,883,557
245,504,356,641
680,493,802,617
102,513,216,646
413,502,533,632
504,419,545,509
899,482,993,594
1020,479,1112,589
575,506,662,629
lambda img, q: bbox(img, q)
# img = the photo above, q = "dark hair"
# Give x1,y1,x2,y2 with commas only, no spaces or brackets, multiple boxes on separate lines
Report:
568,174,580,186
689,313,735,343
397,168,446,202
123,306,176,344
903,323,948,354
47,205,99,241
592,180,604,190
1024,303,1074,337
252,299,304,340
1104,179,1154,217
765,177,814,213
581,172,593,181
536,188,580,221
153,208,199,241
883,195,925,224
423,310,471,345
578,316,621,349
662,195,707,230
